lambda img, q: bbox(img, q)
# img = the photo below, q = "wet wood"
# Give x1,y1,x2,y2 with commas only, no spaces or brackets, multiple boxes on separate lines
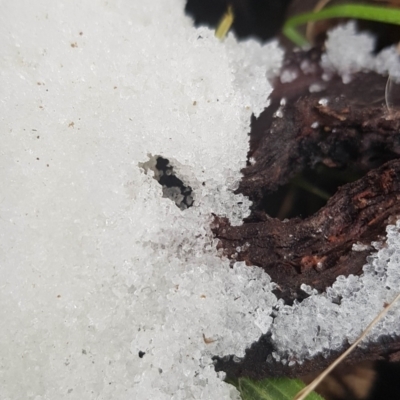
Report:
213,48,400,380
216,49,400,303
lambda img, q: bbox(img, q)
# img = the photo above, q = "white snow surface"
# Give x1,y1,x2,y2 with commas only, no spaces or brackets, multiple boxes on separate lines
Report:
0,1,280,399
2,2,400,399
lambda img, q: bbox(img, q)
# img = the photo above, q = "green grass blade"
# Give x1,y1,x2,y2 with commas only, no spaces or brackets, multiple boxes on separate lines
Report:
283,4,400,46
237,377,325,400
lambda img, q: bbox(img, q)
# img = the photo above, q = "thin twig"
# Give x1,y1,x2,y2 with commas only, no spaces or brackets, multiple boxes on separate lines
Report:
294,292,400,400
305,0,332,44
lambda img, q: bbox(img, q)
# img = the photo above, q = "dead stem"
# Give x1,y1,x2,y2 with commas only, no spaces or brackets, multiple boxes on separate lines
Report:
294,292,400,400
306,0,332,44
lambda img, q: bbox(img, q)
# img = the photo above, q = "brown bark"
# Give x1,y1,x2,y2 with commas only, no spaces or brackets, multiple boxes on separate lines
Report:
216,49,400,303
215,159,400,303
213,49,400,379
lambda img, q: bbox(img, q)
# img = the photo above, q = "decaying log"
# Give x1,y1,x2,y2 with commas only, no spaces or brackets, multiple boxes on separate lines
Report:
213,49,400,379
215,159,400,303
243,49,400,204
216,49,400,303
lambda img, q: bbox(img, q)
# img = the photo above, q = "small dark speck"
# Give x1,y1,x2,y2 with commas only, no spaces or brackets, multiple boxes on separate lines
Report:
57,294,61,298
70,42,78,48
46,164,49,167
67,389,73,394
202,182,205,186
82,349,87,354
109,382,112,385
193,101,197,106
37,136,40,139
36,157,40,160
138,351,145,358
114,86,117,89
197,35,203,39
158,368,163,374
79,32,83,36
32,129,37,131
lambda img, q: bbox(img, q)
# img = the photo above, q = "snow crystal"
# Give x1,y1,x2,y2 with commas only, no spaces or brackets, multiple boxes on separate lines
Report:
300,284,318,296
0,1,282,399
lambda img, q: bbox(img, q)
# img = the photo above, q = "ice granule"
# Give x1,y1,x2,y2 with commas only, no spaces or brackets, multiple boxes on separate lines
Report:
280,68,298,83
309,83,325,93
0,1,283,399
271,220,400,360
311,122,319,129
274,108,284,118
352,242,372,252
300,284,318,296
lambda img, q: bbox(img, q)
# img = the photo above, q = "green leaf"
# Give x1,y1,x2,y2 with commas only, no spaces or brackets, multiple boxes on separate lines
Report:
236,377,325,400
283,4,400,46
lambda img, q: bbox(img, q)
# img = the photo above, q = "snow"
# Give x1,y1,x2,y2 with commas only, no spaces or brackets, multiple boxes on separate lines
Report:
321,21,400,84
0,0,280,399
2,2,400,399
318,98,328,106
